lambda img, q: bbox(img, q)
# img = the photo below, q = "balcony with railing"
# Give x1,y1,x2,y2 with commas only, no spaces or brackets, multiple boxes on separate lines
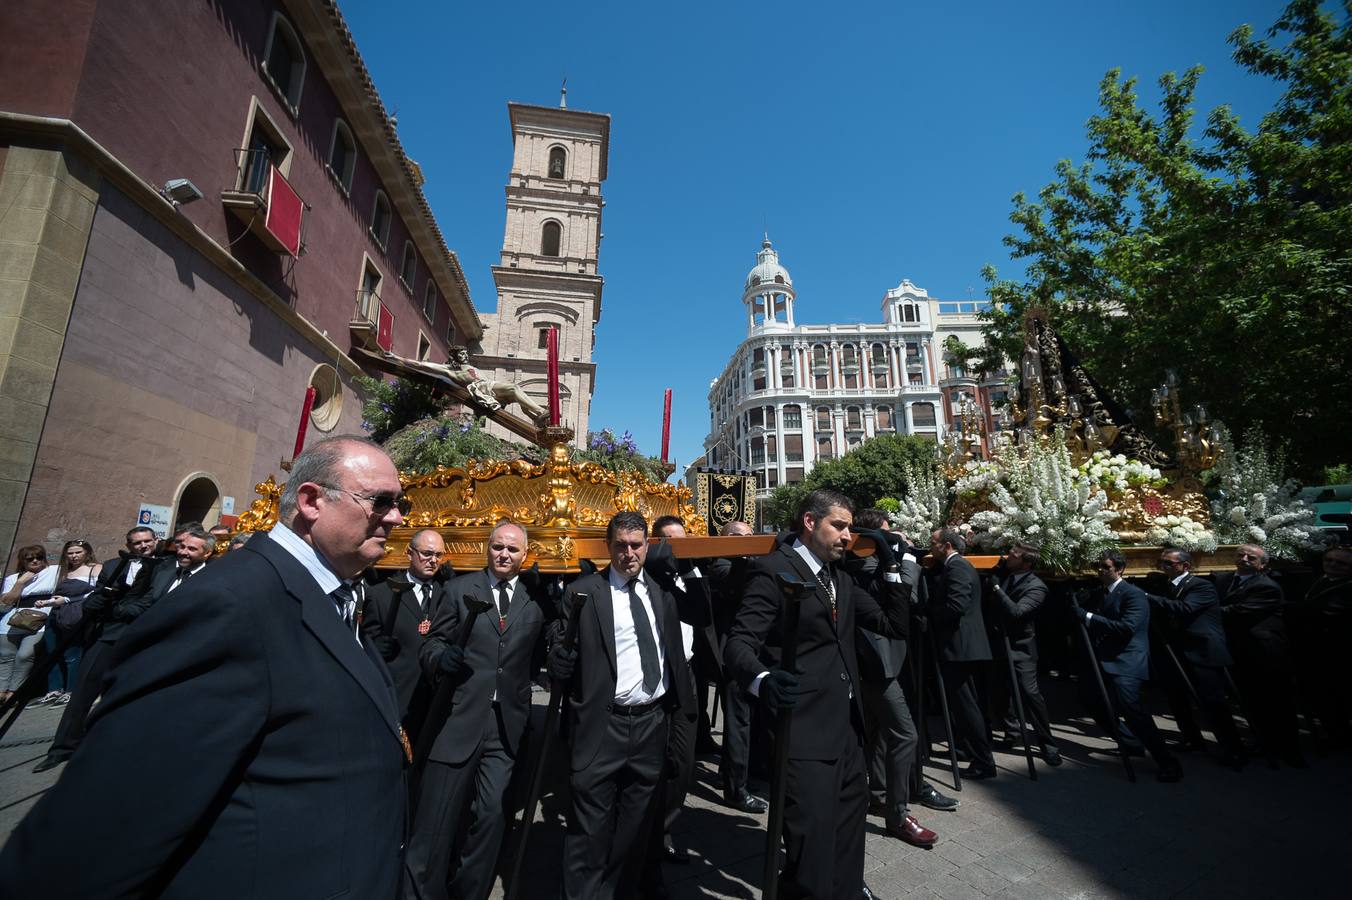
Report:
351,289,393,351
221,148,305,257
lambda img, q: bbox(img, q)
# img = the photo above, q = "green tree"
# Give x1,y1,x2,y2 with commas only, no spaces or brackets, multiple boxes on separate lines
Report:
760,434,940,528
980,1,1352,478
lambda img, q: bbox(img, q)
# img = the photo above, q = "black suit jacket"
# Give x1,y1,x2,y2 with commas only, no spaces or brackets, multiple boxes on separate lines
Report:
1215,571,1287,654
418,569,549,764
993,571,1048,662
362,574,445,720
1147,574,1232,667
930,554,991,662
557,568,695,771
1085,580,1152,680
725,542,912,760
88,555,165,644
847,554,917,681
0,533,406,900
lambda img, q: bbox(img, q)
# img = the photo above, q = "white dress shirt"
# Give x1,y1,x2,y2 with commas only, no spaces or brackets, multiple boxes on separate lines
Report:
609,567,668,705
268,524,360,643
167,563,207,593
672,567,701,662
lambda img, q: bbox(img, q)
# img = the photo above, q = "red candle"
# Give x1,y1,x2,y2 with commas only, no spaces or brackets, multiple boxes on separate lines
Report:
661,389,673,462
293,386,317,458
546,328,561,426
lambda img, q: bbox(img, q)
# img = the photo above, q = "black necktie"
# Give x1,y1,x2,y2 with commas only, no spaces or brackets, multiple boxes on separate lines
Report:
496,580,511,624
627,577,660,692
332,584,356,632
817,566,838,623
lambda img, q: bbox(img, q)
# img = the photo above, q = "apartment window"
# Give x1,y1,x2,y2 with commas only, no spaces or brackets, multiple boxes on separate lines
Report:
903,304,917,322
783,404,802,429
816,436,833,460
237,107,290,195
541,221,562,257
913,402,937,427
355,261,382,322
262,14,306,112
767,468,779,488
877,405,893,430
847,406,862,431
748,407,764,429
766,435,778,463
370,191,391,248
327,120,356,193
446,319,456,346
548,146,567,179
416,333,430,361
423,283,437,322
816,407,831,431
538,326,559,349
750,438,765,466
786,466,804,483
784,434,803,463
399,242,417,291
764,406,776,428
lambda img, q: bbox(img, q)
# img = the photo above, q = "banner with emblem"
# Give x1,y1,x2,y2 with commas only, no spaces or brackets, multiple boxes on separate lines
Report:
694,470,758,533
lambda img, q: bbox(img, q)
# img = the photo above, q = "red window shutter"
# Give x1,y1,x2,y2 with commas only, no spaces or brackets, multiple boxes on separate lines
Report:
264,167,304,257
377,302,394,352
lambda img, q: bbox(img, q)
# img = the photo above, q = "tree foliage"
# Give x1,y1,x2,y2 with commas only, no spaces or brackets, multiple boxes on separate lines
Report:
979,1,1352,478
761,434,940,529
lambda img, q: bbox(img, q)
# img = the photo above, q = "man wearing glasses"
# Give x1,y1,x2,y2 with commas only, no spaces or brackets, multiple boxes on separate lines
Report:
1070,549,1182,782
363,528,449,742
1,436,412,899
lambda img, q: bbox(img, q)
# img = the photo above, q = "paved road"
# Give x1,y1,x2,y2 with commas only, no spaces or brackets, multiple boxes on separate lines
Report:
2,681,1345,898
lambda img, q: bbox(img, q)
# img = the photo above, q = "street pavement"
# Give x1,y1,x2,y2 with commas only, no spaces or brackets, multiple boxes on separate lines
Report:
1,680,1345,898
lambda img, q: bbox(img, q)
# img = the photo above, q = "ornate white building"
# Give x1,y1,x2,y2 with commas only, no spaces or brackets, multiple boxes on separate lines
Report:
698,238,1009,499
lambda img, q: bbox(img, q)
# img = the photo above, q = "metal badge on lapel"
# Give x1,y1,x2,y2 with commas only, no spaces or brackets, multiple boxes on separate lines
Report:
399,726,413,764
418,618,431,635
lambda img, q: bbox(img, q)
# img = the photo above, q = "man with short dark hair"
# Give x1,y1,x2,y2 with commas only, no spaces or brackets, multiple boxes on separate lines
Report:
1148,548,1243,766
34,524,214,772
1070,550,1182,782
363,528,448,740
548,511,695,899
2,435,410,897
1215,543,1302,767
405,520,548,900
990,543,1061,765
928,527,996,779
725,489,913,898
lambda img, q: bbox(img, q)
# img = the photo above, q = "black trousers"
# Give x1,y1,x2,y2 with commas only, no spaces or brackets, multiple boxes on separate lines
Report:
861,673,918,826
1229,637,1301,760
1080,673,1176,766
1158,655,1243,753
663,667,698,835
780,739,869,900
991,651,1058,750
718,669,754,795
48,639,115,758
403,704,516,900
940,660,994,768
564,705,667,900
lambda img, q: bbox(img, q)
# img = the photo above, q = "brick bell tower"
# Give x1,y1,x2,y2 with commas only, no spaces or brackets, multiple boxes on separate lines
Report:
476,92,609,442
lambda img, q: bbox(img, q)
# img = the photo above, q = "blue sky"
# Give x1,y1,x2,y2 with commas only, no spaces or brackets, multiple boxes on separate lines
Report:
340,0,1291,477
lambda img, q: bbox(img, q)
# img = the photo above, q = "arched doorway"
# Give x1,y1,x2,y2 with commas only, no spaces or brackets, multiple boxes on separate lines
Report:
174,473,222,529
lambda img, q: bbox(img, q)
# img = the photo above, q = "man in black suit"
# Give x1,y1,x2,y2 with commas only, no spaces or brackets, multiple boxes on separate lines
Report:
725,489,913,900
1215,543,1302,767
707,519,768,814
362,528,448,743
989,543,1061,766
1289,545,1352,747
404,520,548,900
33,524,214,773
1147,549,1243,765
846,509,937,849
547,511,695,899
0,435,409,898
927,527,996,779
1071,549,1182,782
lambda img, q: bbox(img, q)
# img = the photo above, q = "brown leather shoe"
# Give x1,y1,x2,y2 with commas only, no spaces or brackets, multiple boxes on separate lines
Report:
885,815,937,848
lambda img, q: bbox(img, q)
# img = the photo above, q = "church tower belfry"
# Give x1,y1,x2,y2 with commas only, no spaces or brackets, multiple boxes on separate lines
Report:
477,100,609,442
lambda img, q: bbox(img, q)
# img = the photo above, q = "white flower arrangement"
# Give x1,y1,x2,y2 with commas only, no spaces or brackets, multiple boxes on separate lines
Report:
1076,449,1167,493
965,435,1119,572
1144,516,1218,553
1209,433,1326,560
953,459,1004,496
881,460,950,540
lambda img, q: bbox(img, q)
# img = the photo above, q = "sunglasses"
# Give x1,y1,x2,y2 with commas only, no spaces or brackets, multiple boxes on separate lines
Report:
322,484,412,517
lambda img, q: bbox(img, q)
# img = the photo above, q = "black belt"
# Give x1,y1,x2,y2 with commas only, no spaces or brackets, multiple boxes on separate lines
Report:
610,698,664,717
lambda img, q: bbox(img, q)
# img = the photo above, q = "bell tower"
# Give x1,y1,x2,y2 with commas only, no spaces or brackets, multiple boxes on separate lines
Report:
476,99,609,441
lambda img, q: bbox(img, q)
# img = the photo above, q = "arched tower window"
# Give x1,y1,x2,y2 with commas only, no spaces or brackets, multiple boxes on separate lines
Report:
541,221,562,257
548,146,567,179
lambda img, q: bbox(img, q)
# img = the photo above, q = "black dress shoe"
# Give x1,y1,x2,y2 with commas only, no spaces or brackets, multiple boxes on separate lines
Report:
31,754,68,774
862,884,883,900
916,783,959,811
962,763,997,780
1042,745,1063,767
724,790,769,814
662,840,690,864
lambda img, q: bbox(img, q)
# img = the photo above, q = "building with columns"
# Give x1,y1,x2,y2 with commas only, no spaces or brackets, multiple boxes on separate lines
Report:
474,100,608,440
699,238,1009,500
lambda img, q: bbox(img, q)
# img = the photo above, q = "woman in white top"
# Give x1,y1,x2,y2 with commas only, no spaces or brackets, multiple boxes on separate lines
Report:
1,545,58,704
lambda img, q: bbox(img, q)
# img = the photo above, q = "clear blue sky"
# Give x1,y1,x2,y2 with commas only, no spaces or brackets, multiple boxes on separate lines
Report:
340,0,1291,477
